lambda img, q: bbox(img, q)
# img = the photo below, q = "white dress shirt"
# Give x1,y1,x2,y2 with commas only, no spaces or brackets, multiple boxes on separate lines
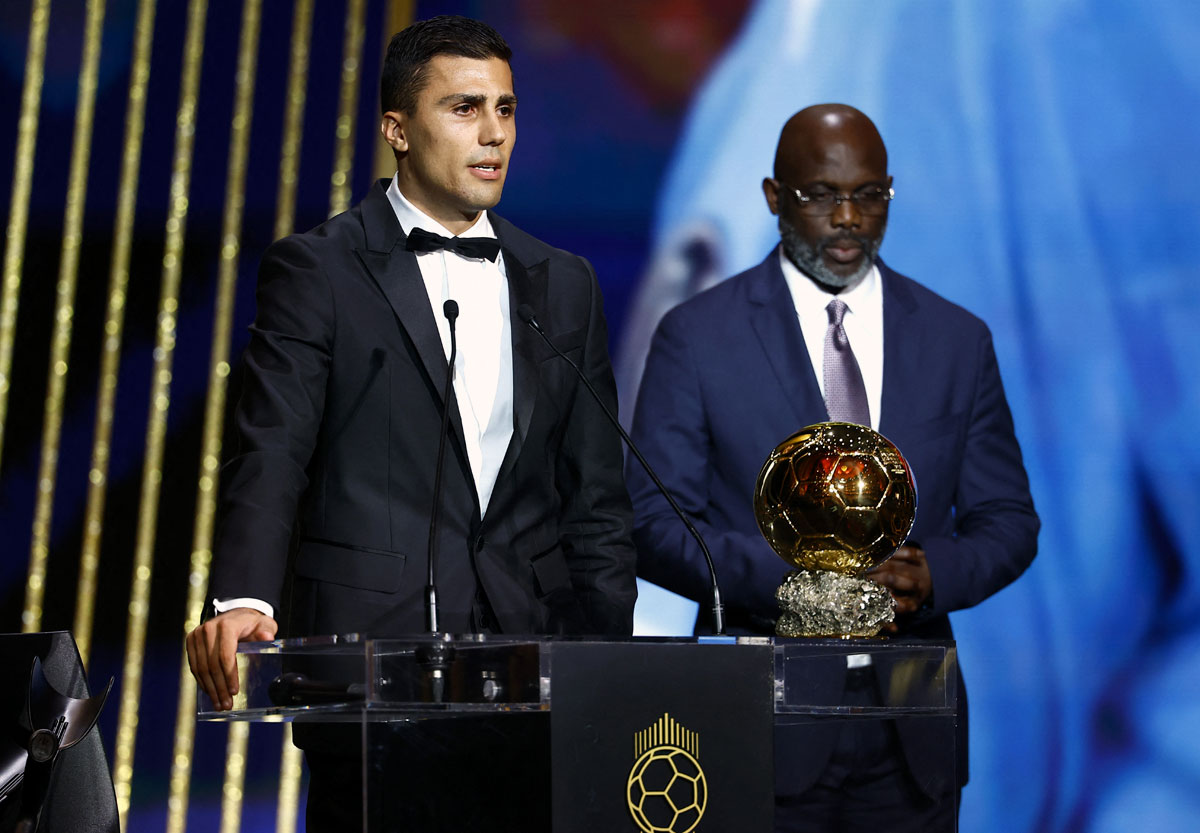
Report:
385,176,514,515
778,250,884,667
216,177,514,620
778,249,884,432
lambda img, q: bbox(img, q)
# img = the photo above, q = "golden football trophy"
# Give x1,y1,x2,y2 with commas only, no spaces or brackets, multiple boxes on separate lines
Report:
753,422,916,638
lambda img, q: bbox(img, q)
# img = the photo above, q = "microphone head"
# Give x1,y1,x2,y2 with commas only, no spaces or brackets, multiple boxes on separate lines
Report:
443,299,459,320
268,672,307,704
517,304,545,334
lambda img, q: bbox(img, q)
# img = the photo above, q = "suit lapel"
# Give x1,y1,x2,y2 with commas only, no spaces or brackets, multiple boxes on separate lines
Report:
748,253,923,436
748,250,827,426
353,182,473,495
877,260,921,437
491,227,549,494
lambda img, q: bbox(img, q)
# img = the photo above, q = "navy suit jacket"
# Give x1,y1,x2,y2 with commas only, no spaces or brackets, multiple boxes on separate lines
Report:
629,249,1039,793
210,180,637,640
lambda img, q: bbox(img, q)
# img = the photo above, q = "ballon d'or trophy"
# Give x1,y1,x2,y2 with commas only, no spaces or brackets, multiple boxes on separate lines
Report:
754,422,916,638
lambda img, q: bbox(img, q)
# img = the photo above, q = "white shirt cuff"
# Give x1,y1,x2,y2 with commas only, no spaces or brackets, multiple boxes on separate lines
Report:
213,597,274,619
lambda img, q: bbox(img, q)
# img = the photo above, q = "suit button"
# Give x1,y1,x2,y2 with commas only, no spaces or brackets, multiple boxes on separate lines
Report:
474,537,486,552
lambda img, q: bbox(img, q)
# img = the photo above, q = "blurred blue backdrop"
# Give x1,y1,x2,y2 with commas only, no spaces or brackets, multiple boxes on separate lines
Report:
622,1,1200,831
0,0,1196,830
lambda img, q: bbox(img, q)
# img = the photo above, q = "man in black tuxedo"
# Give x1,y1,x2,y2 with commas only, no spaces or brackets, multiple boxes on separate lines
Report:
185,16,636,825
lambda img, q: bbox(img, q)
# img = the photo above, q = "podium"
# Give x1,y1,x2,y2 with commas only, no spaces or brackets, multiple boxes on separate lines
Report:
198,635,956,832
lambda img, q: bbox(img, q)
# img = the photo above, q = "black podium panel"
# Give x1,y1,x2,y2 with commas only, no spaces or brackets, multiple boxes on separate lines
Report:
365,713,550,832
551,640,775,833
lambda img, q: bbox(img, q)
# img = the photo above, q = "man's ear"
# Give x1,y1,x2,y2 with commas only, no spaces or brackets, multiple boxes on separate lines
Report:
762,177,781,216
381,110,407,153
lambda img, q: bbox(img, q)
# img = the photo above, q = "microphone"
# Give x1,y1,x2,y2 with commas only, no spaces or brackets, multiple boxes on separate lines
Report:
268,672,365,706
427,299,459,634
516,304,726,635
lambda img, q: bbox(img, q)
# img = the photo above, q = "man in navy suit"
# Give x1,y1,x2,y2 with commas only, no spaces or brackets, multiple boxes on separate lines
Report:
628,104,1039,831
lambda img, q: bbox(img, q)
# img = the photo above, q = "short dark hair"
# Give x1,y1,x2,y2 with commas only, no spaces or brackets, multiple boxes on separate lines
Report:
380,15,512,115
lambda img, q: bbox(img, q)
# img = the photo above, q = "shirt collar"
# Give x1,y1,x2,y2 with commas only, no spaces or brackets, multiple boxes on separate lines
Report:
778,247,881,317
386,174,496,240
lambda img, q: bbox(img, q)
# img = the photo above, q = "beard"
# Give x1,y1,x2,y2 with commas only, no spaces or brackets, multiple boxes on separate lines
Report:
779,218,884,290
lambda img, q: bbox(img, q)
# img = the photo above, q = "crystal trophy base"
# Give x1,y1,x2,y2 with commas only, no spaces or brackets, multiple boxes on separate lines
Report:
775,568,895,638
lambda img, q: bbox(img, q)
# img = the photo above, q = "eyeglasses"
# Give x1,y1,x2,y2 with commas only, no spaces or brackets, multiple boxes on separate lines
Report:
783,183,894,216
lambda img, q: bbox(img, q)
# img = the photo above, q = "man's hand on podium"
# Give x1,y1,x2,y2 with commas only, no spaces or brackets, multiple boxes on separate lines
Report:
186,608,278,711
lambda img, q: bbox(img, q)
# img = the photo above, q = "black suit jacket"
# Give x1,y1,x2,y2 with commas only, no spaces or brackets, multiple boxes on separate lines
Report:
210,180,637,638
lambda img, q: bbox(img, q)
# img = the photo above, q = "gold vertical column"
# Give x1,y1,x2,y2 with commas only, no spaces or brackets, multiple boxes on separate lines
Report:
165,1,262,830
270,1,314,828
0,0,51,483
274,723,303,833
218,720,251,833
328,0,367,216
23,0,107,636
74,0,158,669
371,0,415,183
112,0,208,826
273,0,313,242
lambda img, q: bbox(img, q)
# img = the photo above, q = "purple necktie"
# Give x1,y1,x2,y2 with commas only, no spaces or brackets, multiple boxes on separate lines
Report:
823,298,870,426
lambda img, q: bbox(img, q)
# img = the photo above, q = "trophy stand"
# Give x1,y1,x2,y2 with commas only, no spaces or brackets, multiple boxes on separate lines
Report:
776,568,894,637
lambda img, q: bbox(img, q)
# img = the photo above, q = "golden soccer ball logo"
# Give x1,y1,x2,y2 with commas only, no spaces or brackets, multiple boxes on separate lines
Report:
627,714,707,833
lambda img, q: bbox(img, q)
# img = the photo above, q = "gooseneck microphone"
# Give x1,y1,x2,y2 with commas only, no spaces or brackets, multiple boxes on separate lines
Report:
516,304,726,635
268,672,365,706
426,299,460,634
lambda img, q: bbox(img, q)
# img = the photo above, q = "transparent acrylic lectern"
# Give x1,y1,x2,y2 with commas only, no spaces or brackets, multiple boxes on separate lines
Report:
198,635,957,832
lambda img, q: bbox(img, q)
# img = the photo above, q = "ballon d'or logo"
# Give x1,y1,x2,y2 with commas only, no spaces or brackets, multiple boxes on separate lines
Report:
627,713,707,833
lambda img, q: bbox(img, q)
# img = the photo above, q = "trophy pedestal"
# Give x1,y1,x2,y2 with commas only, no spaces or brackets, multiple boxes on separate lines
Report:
776,568,895,637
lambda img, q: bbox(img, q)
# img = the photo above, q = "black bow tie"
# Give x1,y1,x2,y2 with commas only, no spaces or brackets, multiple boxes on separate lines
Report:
405,226,502,261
